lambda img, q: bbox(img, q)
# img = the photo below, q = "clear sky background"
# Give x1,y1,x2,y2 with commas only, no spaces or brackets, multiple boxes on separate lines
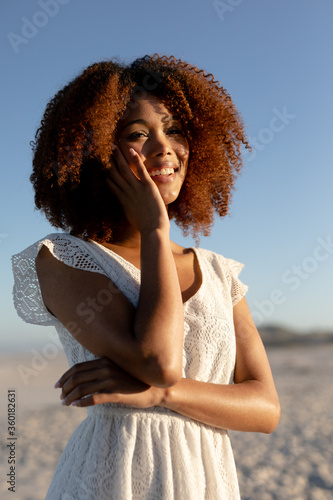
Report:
1,0,332,350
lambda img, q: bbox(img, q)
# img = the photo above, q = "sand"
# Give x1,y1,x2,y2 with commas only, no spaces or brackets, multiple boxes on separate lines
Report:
1,344,332,500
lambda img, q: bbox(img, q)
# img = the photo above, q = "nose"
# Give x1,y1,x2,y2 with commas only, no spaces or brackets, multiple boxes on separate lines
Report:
149,133,172,157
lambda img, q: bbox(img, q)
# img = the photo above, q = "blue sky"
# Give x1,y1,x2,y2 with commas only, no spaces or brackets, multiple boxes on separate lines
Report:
1,0,332,350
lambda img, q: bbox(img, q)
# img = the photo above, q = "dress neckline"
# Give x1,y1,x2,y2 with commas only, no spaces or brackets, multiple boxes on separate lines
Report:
89,239,203,305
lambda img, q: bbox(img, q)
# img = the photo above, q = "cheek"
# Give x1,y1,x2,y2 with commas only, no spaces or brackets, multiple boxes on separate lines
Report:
124,142,146,160
118,143,144,165
178,145,190,169
177,138,189,160
118,145,148,178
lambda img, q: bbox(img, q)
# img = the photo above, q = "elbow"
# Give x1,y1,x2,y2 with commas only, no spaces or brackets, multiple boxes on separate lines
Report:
155,372,182,388
269,399,281,433
144,356,182,388
261,399,281,434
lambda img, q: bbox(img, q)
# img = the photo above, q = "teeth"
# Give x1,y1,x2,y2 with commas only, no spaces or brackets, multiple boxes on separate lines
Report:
150,167,175,177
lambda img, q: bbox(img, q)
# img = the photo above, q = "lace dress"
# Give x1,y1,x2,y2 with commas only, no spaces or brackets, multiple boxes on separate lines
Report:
12,233,248,500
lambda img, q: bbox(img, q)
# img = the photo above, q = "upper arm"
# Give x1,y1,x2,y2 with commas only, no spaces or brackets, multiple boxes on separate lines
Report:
233,297,279,401
36,245,141,375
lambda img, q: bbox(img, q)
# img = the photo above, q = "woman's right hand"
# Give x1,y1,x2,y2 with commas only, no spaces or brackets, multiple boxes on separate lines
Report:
106,146,170,235
55,357,165,409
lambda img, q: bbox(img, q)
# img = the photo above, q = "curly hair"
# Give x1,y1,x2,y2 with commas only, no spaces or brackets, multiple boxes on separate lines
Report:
30,54,250,242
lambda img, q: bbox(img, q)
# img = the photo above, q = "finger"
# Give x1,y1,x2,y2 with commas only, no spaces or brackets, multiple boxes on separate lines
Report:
61,378,114,406
106,172,124,197
115,146,153,185
106,174,135,210
112,146,153,189
128,148,152,183
54,357,110,389
70,392,119,408
60,362,115,400
71,389,155,409
107,152,150,209
113,146,141,183
107,156,130,192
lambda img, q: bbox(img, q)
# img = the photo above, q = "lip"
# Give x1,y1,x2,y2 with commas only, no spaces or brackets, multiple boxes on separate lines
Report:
146,162,178,174
150,172,177,184
147,164,179,184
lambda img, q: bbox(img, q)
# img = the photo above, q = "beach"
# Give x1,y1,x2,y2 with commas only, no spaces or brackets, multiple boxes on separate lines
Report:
1,343,332,500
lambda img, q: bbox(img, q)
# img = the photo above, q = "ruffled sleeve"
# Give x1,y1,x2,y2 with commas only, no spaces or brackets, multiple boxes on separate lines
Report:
224,257,248,307
11,233,109,326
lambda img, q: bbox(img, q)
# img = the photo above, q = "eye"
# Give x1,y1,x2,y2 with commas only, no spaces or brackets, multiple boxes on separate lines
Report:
127,131,147,140
167,127,183,135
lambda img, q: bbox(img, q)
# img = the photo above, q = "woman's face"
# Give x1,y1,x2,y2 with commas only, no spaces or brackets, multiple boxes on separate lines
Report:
115,94,189,205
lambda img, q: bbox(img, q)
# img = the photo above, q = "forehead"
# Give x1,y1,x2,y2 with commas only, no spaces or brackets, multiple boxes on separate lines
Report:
119,94,178,127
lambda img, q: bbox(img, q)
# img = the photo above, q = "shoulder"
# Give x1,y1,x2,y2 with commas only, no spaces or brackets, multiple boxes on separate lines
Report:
11,233,72,325
195,247,248,305
36,232,111,288
12,232,84,259
35,232,107,274
194,246,228,272
36,232,88,255
195,247,245,274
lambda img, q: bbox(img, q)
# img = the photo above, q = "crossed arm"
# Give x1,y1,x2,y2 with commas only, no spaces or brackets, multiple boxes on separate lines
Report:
37,243,280,435
55,298,281,433
36,147,280,434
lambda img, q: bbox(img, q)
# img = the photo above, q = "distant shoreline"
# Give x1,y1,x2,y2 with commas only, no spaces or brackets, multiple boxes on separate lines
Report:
1,326,333,354
258,325,333,348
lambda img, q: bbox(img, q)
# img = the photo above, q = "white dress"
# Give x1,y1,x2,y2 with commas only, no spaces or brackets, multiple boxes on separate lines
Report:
12,233,248,500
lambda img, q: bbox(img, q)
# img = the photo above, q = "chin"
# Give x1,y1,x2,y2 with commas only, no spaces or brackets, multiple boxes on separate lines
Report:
159,190,181,206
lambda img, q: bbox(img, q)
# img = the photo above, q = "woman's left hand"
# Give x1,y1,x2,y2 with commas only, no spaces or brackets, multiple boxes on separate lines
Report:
55,357,165,408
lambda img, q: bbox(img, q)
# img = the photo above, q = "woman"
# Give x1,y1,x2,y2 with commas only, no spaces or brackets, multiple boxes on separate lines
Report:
12,54,280,499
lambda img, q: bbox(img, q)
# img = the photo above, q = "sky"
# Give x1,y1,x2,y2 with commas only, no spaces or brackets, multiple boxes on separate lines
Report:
1,0,332,350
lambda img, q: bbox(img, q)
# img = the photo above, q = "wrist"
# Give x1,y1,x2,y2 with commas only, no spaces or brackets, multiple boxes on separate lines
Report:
159,382,177,409
148,386,168,408
140,227,170,249
140,225,170,243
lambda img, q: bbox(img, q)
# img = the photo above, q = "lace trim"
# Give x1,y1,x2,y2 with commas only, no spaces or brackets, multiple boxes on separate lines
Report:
224,257,248,306
12,234,244,498
11,233,247,327
194,249,248,307
11,233,109,326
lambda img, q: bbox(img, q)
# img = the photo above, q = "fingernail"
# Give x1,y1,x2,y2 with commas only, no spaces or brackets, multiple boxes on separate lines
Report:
71,401,79,407
61,399,67,406
112,143,117,151
54,380,61,389
129,148,137,157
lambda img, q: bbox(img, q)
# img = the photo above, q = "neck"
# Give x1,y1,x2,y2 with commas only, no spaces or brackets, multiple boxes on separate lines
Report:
103,218,186,256
107,204,171,249
107,221,142,249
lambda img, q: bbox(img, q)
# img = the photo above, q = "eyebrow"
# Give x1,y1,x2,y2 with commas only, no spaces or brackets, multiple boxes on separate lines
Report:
120,119,147,132
119,116,180,133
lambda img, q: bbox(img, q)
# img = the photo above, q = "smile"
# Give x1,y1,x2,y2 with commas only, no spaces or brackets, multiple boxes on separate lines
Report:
149,167,177,177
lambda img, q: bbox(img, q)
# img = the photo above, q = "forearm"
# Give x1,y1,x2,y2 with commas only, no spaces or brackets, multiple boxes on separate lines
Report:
160,378,280,433
133,228,184,384
36,240,183,388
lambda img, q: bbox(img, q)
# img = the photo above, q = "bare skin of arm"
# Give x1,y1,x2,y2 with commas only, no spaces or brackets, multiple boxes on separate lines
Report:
36,148,184,388
160,298,281,433
56,298,280,434
37,105,280,433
